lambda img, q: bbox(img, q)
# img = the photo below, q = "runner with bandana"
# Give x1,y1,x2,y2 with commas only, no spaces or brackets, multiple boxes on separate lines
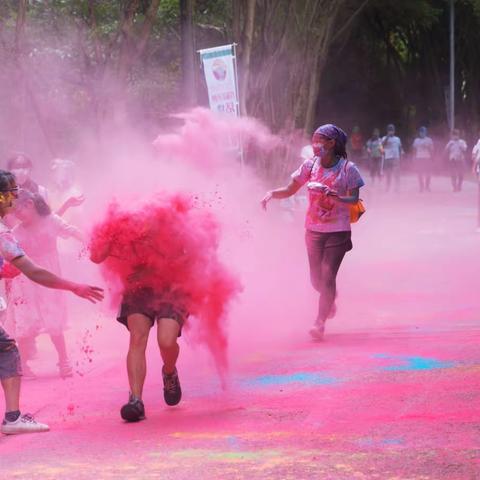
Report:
261,124,365,340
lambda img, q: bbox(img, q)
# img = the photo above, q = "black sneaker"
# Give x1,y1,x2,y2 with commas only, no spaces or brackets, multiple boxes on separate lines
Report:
162,367,182,406
120,394,145,422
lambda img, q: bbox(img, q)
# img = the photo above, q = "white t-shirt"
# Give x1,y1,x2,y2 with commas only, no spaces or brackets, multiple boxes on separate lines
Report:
292,157,365,233
472,140,480,164
412,137,434,159
445,139,467,162
382,135,402,160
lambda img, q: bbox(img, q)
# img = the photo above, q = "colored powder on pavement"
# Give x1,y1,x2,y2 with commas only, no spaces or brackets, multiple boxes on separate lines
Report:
89,192,241,379
374,354,454,371
249,372,338,387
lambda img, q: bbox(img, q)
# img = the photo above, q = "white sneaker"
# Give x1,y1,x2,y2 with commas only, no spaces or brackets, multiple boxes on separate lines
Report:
1,414,49,435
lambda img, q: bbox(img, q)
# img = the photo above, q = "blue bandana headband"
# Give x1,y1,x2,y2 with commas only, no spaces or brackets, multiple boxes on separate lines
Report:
314,124,348,155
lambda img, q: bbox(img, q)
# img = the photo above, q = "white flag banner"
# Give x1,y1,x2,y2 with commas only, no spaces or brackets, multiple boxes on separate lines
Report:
199,44,239,117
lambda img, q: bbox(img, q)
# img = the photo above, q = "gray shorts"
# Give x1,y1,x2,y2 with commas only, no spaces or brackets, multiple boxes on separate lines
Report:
117,288,188,336
0,326,21,379
384,158,400,170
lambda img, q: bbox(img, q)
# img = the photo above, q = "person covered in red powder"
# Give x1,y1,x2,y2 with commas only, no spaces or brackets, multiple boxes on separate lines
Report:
0,170,104,435
90,209,187,423
261,124,365,340
90,196,239,423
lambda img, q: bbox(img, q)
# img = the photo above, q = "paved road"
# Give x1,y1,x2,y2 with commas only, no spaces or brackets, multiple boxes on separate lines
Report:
1,175,479,479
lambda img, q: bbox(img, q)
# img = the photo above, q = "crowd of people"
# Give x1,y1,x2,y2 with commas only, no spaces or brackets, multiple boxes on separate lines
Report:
348,124,480,193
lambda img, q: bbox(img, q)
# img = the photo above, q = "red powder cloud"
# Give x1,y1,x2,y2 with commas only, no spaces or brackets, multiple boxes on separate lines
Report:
89,192,241,380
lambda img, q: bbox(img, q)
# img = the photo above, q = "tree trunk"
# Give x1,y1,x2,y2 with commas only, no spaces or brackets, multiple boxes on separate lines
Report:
117,0,140,82
304,4,343,134
232,0,242,46
14,0,27,149
15,0,27,56
180,0,196,107
239,0,256,115
137,0,161,56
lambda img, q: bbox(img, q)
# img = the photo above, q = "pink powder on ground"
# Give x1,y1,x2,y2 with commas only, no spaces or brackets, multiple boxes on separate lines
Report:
89,192,241,378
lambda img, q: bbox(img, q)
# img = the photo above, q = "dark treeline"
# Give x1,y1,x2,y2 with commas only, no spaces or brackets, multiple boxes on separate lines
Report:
0,0,478,173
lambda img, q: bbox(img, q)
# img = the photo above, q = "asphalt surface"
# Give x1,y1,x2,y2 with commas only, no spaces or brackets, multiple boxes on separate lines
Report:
1,174,479,479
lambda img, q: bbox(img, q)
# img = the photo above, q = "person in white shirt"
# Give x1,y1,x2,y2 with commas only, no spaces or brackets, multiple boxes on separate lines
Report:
472,134,480,178
412,126,435,192
0,170,103,435
381,124,403,192
444,129,467,192
471,133,480,229
6,153,48,202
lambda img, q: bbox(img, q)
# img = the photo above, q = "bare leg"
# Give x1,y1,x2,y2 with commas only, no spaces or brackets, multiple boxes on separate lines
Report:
50,333,68,364
157,318,180,374
126,314,151,399
1,376,20,412
17,336,35,363
317,247,347,325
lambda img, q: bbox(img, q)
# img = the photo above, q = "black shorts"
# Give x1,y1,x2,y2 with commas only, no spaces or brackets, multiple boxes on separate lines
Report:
117,288,188,336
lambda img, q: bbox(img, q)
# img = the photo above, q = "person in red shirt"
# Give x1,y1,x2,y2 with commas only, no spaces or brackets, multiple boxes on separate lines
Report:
348,126,364,167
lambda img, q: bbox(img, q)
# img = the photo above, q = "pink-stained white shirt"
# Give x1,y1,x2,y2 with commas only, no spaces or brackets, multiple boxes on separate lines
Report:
291,157,365,233
0,220,25,263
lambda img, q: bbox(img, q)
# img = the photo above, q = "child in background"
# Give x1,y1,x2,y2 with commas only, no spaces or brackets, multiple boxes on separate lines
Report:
6,153,48,202
3,190,83,378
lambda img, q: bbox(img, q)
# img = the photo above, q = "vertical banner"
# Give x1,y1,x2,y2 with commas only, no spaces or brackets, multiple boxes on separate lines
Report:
199,44,240,117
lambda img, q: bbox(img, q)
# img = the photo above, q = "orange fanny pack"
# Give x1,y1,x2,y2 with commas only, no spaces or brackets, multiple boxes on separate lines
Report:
343,160,366,223
349,199,366,223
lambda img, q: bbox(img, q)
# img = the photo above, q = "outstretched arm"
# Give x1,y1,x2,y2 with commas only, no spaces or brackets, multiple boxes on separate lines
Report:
11,255,104,303
56,195,85,217
261,179,303,210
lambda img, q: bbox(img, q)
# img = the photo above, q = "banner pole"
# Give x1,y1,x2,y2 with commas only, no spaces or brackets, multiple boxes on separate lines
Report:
232,43,245,173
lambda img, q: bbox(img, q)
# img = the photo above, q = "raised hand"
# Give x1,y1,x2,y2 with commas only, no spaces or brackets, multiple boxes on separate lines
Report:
261,191,273,210
71,284,104,303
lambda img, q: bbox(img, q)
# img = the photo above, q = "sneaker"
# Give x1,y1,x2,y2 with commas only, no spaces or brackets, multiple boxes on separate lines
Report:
120,394,145,422
309,323,325,341
162,367,182,406
1,414,49,435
